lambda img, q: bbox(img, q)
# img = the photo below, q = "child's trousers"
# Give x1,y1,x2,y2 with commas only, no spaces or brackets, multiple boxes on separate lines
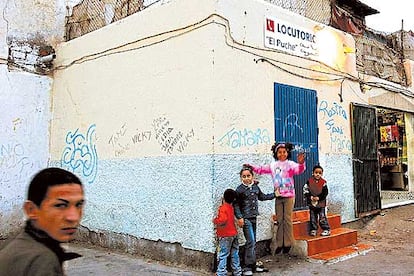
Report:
275,197,295,248
216,236,242,276
242,218,257,272
309,206,330,231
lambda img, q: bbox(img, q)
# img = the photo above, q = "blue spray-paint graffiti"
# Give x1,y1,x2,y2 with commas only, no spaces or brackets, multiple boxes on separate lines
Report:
218,128,271,149
318,101,347,120
318,100,351,153
61,124,98,184
330,135,352,152
318,101,346,135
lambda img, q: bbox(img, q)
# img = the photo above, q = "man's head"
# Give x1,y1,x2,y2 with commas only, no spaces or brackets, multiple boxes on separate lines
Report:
24,168,85,242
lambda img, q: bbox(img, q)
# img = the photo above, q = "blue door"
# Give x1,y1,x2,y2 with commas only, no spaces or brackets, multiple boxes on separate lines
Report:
274,83,318,209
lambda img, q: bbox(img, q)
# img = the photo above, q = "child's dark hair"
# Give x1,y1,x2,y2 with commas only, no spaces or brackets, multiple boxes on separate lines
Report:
223,189,237,204
271,142,294,160
312,164,323,172
240,164,254,176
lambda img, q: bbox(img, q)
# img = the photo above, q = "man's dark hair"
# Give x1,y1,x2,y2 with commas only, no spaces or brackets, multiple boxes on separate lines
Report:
223,189,237,204
27,167,83,206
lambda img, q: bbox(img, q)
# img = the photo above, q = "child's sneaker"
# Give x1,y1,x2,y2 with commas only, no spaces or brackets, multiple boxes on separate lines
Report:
255,266,269,273
321,230,331,236
243,269,253,276
310,230,317,236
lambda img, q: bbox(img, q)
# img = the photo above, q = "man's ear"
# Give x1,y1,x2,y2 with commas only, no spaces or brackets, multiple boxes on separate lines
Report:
24,201,39,220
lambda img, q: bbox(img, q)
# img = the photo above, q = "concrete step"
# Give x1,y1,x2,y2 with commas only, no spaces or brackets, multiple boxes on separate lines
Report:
307,243,374,264
295,227,358,256
293,213,341,238
292,209,311,222
290,210,373,262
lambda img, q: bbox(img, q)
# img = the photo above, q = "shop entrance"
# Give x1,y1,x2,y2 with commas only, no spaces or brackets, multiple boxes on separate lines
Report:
377,108,408,192
351,103,381,216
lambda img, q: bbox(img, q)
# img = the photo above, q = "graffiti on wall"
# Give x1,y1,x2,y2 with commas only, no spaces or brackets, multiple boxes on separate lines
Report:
318,100,351,152
152,116,194,154
108,123,152,157
282,113,303,140
107,117,193,157
0,142,32,183
109,123,128,157
218,127,271,149
61,124,98,184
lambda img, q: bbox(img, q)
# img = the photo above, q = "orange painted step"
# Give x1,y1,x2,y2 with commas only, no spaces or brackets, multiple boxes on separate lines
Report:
296,227,358,256
308,243,374,263
293,214,342,238
292,210,309,222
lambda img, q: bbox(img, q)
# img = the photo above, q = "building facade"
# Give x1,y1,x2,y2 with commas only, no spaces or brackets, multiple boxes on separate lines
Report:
1,0,413,270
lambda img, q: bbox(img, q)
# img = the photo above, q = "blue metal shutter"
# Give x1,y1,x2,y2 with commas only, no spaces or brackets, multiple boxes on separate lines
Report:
274,83,318,209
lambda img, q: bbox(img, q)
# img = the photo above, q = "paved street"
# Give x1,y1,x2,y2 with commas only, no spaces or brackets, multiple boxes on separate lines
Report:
64,243,206,276
64,204,414,275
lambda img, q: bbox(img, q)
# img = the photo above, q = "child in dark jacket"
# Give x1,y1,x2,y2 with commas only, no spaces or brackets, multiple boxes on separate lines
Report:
213,189,242,276
303,165,331,236
234,165,275,276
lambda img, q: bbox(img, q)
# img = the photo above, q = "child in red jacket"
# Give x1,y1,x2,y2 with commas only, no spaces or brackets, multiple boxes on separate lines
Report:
213,189,242,276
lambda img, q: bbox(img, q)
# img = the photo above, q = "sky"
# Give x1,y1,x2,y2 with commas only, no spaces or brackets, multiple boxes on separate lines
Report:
360,0,413,33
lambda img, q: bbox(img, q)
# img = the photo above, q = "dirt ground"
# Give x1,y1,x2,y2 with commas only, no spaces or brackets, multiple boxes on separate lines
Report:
259,203,414,275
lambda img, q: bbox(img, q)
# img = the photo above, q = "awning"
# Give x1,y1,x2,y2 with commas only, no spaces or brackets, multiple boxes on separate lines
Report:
369,91,414,113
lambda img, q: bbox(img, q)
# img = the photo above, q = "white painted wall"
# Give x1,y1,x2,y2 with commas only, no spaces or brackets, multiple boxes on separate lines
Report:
50,0,370,253
0,67,51,237
0,0,64,236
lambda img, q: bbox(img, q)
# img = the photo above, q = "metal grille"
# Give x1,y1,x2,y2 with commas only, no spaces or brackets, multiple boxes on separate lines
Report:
351,103,381,216
65,0,144,41
265,0,331,25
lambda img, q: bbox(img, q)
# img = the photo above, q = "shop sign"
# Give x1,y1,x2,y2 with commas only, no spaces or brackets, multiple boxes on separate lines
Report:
264,16,319,58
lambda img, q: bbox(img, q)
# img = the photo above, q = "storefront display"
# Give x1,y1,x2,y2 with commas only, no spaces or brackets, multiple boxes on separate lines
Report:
377,109,408,190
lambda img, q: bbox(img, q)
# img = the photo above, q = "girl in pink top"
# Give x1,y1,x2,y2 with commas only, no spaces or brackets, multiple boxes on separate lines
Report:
248,142,305,255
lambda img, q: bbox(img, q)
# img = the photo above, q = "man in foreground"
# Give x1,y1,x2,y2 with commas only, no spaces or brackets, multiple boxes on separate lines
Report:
0,167,85,276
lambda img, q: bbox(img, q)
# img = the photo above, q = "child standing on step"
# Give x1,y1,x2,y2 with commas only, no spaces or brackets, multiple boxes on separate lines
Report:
247,142,306,255
213,189,242,276
303,164,331,236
